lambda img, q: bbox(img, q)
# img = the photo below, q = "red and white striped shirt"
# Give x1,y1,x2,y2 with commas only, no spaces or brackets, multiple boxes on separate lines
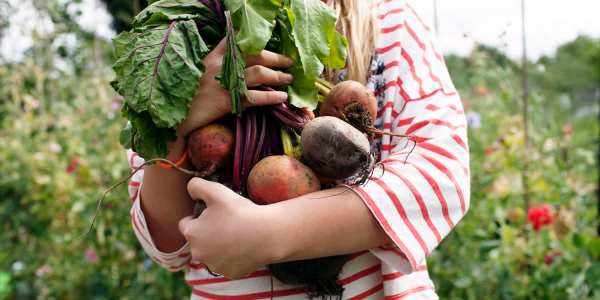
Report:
127,0,469,298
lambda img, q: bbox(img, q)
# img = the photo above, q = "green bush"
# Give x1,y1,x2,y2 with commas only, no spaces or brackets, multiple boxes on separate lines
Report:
429,46,599,300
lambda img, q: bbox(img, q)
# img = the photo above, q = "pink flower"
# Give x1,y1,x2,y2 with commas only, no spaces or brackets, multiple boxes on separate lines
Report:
111,101,121,111
111,96,124,111
528,204,554,231
35,265,53,277
84,248,99,264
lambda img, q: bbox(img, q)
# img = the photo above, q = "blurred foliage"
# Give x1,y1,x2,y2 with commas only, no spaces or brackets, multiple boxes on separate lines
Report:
0,1,9,39
0,1,188,299
430,39,599,299
0,1,598,299
99,0,149,32
536,36,600,110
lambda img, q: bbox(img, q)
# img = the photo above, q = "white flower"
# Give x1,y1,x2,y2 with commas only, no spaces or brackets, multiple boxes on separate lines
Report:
12,261,24,272
543,139,557,152
466,111,482,129
49,142,62,153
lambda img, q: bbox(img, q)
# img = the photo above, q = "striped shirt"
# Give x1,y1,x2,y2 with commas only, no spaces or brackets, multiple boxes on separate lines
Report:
127,0,470,298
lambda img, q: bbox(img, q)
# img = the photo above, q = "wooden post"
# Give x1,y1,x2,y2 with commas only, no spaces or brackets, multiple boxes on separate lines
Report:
134,0,141,15
433,0,439,34
521,0,531,218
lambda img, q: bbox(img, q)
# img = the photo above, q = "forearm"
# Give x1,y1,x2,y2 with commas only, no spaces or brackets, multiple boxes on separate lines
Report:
140,137,195,252
266,187,392,263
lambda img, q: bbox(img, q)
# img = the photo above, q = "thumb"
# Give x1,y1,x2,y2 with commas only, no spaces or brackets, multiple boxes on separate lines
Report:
210,38,227,57
187,177,231,206
178,215,195,237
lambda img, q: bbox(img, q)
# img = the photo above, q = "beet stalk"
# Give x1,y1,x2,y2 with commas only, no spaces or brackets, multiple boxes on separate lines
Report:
232,116,243,191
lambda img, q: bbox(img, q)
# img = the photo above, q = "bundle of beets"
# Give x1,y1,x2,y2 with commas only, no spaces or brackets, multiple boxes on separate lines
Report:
111,0,382,298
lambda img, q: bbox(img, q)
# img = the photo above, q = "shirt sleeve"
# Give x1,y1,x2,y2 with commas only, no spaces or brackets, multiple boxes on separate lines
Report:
353,0,471,271
126,150,191,272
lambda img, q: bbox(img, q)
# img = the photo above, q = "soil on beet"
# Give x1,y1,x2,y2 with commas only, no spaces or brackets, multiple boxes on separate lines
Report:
342,102,375,137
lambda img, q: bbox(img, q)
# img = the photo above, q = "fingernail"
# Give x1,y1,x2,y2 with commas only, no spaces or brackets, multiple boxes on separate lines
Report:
275,91,288,101
282,73,294,83
285,57,294,66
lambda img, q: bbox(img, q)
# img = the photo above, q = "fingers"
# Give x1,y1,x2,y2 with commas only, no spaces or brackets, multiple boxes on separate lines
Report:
245,65,293,87
244,90,288,107
186,177,229,205
245,50,294,69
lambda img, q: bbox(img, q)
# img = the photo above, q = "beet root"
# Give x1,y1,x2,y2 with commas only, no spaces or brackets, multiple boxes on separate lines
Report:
301,116,371,180
319,80,377,133
187,124,234,177
246,155,320,205
268,255,348,299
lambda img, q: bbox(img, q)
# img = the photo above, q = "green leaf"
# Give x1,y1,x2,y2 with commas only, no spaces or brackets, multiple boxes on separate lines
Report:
220,11,248,115
585,262,600,290
276,5,346,110
112,31,137,59
586,237,600,259
133,0,214,28
121,107,177,159
289,0,346,73
277,8,318,109
119,121,133,149
112,19,209,129
322,30,348,70
223,0,283,54
0,272,10,298
454,276,472,288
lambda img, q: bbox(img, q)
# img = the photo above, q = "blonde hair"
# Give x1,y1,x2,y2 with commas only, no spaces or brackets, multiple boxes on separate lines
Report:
325,0,378,84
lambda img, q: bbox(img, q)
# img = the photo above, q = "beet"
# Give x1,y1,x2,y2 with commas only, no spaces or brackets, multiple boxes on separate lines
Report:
187,124,234,177
301,116,371,180
319,80,377,133
246,155,320,205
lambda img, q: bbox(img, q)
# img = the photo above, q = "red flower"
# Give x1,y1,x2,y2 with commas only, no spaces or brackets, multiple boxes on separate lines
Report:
562,123,573,137
476,86,489,96
544,250,562,265
66,158,80,174
527,204,554,231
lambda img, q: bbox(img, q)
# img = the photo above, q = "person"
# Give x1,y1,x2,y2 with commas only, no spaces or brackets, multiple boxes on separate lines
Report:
126,0,470,298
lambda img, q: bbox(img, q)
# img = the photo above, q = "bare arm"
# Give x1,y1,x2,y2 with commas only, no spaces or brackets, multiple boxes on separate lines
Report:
267,187,392,262
178,178,392,279
139,138,194,252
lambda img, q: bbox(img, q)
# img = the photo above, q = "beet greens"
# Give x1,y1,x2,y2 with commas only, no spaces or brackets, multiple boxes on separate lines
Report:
112,0,347,160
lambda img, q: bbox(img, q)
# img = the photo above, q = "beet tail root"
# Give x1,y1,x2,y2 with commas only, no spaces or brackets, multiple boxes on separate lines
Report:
81,158,204,239
268,256,348,299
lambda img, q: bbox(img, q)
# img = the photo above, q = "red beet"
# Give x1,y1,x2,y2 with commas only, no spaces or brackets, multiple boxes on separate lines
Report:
319,80,377,133
301,116,371,180
187,124,234,177
247,155,320,205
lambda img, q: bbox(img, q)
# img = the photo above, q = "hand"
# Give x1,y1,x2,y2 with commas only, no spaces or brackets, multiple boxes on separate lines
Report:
178,178,283,279
177,39,295,137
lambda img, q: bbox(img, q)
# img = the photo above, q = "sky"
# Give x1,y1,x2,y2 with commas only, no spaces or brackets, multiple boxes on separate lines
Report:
411,0,600,59
2,0,600,61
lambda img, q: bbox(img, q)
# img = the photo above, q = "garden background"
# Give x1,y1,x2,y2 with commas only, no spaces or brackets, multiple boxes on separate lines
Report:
1,0,598,299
